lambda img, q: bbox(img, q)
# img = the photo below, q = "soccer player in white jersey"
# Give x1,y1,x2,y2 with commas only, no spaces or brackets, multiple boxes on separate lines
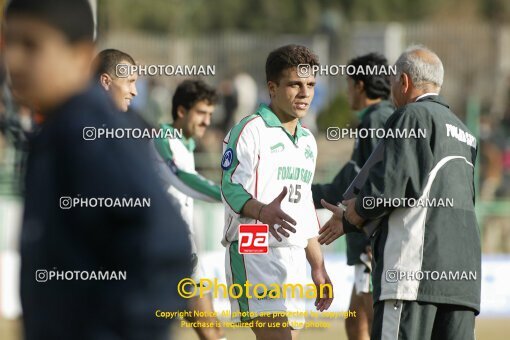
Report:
221,45,334,340
154,80,226,340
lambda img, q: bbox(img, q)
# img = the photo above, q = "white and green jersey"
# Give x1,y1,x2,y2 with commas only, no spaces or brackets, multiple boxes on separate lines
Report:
153,124,221,241
221,104,319,248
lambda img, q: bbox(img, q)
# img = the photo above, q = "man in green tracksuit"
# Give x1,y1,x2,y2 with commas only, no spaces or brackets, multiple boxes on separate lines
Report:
153,80,226,340
322,46,481,339
312,53,394,340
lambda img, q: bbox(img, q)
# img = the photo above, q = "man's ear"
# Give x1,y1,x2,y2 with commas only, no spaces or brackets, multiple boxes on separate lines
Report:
401,73,410,95
267,80,277,99
99,73,112,91
355,80,365,93
176,105,187,119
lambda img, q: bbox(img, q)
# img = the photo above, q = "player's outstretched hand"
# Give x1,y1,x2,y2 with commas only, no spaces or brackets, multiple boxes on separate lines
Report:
260,187,297,242
312,266,334,312
318,199,345,245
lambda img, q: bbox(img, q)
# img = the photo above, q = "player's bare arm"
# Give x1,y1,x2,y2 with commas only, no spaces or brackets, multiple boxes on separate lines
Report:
305,237,334,311
241,186,297,242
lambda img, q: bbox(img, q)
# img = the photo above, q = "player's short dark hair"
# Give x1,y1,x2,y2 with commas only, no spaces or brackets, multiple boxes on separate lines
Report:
347,53,391,100
172,80,218,121
92,49,136,79
5,0,94,43
266,44,319,84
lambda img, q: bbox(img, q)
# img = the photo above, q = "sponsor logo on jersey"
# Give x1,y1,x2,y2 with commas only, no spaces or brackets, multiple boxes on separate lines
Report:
221,148,234,170
238,224,268,254
277,166,312,184
270,142,285,153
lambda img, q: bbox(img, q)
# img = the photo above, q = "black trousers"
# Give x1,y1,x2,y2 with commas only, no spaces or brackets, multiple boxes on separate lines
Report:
371,300,476,340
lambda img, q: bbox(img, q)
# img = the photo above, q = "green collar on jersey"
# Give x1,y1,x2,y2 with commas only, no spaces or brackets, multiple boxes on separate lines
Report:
256,103,309,144
160,123,195,152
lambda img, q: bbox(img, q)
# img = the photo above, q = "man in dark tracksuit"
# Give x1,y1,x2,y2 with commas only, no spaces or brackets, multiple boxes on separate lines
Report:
312,53,394,340
4,1,191,339
323,46,481,339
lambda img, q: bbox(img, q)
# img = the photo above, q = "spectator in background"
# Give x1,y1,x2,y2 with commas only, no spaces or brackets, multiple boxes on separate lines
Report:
143,78,165,127
232,72,257,125
218,77,238,133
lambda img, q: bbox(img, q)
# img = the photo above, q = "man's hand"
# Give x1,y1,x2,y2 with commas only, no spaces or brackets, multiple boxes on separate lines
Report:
312,266,334,312
259,187,297,242
318,199,345,245
305,237,333,311
342,198,365,227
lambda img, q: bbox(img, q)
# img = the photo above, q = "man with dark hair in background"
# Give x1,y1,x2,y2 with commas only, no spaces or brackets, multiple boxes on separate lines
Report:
4,1,191,339
153,79,226,340
312,53,394,340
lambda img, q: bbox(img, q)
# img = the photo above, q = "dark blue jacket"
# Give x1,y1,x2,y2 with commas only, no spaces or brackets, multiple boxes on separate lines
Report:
20,84,191,340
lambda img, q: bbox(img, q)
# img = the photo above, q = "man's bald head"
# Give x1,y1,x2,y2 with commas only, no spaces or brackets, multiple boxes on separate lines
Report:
395,45,444,91
391,45,444,107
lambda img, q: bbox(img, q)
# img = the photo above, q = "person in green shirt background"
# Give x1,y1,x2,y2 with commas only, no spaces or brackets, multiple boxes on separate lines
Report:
154,80,226,340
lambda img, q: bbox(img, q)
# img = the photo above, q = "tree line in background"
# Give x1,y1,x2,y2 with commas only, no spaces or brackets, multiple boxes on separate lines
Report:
98,0,510,35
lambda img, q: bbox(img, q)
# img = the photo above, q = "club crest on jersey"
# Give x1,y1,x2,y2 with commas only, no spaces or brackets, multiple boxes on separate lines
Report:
221,148,234,170
305,145,314,161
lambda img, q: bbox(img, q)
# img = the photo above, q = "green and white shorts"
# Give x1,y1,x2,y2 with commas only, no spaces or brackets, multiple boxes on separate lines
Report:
225,241,307,329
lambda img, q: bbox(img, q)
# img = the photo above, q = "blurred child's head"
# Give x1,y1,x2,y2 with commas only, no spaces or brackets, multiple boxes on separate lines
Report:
4,0,95,112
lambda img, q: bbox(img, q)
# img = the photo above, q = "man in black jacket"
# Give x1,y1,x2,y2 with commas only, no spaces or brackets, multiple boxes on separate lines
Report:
4,1,191,339
313,53,393,340
323,46,480,340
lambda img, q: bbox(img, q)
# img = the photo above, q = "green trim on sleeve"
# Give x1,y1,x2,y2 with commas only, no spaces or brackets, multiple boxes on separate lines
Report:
154,123,220,201
154,123,175,160
177,169,221,201
221,115,259,214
